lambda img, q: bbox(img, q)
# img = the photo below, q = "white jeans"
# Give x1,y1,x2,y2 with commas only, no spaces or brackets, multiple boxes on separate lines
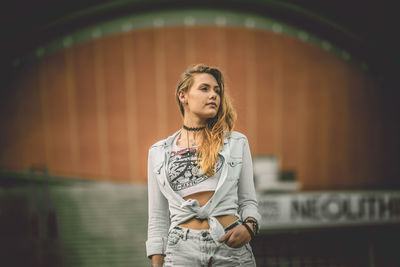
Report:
164,225,256,267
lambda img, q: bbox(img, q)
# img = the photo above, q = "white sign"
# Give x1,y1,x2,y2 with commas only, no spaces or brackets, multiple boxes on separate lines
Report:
258,191,400,229
253,156,300,192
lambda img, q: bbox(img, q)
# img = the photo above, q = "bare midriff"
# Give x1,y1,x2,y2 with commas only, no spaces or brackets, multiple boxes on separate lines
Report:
178,191,238,230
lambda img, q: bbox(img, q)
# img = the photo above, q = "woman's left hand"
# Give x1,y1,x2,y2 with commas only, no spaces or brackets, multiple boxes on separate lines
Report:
218,224,252,248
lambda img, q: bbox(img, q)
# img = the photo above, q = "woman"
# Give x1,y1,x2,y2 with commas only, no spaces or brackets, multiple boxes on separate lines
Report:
146,64,261,267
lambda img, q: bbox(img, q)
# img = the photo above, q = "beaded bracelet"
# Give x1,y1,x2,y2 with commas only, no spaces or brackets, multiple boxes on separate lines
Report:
245,218,259,235
241,221,255,240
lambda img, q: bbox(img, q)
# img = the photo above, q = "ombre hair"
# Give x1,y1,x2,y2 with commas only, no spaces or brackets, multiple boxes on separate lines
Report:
175,64,237,176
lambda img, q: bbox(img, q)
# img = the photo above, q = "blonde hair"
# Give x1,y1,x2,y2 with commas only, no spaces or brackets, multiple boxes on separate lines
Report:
176,64,237,176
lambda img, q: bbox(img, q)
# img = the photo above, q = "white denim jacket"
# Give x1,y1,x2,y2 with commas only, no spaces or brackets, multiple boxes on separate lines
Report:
146,129,261,257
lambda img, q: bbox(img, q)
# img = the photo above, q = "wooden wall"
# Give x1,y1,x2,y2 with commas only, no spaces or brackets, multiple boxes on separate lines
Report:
0,26,393,189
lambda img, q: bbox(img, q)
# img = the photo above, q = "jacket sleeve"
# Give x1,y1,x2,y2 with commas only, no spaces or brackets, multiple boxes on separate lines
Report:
237,138,262,224
146,148,170,258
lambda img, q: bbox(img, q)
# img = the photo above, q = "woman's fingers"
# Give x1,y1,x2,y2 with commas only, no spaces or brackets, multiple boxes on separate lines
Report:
225,225,251,247
218,230,232,243
220,225,252,248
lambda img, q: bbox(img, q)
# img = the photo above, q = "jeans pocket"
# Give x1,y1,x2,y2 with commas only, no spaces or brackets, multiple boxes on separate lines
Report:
221,242,245,252
241,244,256,266
167,230,183,248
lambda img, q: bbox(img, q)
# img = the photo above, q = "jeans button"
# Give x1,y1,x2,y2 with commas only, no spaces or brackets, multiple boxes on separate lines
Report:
202,232,207,237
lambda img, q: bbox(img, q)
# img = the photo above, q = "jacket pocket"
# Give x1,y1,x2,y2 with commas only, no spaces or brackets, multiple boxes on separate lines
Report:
227,157,242,181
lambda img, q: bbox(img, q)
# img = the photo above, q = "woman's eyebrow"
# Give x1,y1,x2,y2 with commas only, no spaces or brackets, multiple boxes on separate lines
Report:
198,83,210,87
198,83,220,89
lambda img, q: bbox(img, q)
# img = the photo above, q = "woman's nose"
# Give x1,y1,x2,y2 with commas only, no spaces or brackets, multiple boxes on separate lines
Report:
210,91,217,99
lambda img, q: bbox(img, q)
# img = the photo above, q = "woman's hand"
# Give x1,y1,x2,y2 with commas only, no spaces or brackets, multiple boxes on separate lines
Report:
218,223,253,248
151,254,164,266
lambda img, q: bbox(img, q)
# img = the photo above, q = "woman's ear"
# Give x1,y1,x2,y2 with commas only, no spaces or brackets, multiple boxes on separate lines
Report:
178,91,187,104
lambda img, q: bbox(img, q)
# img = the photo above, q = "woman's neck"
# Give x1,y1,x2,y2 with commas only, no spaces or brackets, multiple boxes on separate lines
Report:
183,115,206,129
180,116,206,147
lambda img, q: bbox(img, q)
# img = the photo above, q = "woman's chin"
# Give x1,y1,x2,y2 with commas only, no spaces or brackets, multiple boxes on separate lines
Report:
203,113,218,120
193,111,218,122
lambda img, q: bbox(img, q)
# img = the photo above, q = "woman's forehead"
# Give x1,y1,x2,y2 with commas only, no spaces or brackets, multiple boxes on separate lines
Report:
192,73,219,87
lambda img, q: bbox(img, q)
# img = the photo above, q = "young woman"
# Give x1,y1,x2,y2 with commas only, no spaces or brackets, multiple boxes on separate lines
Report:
146,64,261,267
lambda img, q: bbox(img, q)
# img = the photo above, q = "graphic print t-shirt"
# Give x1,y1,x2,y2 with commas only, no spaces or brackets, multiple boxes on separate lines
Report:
167,136,224,197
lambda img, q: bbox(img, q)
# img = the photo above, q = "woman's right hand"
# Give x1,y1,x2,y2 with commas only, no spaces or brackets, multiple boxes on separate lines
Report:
218,224,252,248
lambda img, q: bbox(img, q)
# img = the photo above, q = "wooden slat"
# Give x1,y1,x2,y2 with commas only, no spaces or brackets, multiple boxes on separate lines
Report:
20,65,47,168
280,37,306,173
163,27,186,133
192,27,218,66
122,31,140,183
65,47,81,175
225,27,248,133
73,41,102,178
132,29,158,183
154,29,169,140
254,30,278,155
245,29,258,151
44,51,75,174
102,34,130,182
39,58,52,171
326,56,351,188
302,46,330,187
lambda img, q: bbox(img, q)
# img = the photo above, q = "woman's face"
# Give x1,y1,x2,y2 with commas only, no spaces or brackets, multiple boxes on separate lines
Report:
181,73,221,123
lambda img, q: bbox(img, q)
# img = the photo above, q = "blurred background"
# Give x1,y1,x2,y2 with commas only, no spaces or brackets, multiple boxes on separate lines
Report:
1,0,399,266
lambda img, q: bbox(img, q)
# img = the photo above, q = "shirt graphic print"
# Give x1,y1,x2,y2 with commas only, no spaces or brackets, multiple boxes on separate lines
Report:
167,147,224,193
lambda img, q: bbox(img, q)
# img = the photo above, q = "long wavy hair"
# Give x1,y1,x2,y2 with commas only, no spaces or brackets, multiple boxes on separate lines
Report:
176,64,237,176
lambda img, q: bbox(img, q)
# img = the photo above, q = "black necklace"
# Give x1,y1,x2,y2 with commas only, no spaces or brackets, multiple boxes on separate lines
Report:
182,126,202,176
183,125,206,131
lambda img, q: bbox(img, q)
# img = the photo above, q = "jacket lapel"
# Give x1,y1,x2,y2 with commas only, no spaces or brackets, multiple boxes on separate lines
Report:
161,129,186,203
215,135,230,192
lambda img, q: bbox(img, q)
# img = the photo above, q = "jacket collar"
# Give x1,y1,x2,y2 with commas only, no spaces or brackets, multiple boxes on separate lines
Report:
164,129,183,148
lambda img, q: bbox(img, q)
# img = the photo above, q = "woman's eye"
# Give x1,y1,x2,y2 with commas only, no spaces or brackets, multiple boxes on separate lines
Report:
201,87,207,91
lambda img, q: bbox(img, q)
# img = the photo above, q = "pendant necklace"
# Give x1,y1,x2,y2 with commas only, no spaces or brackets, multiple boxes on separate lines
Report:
186,129,200,177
